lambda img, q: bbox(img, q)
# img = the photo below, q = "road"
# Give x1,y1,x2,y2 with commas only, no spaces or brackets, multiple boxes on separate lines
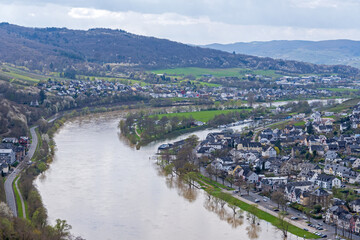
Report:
4,126,38,217
240,189,360,240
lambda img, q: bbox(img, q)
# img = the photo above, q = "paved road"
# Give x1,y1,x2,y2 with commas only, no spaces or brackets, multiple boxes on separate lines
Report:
4,126,38,217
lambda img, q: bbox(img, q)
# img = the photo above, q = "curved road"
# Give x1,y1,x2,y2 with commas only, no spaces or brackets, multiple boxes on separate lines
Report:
4,126,38,217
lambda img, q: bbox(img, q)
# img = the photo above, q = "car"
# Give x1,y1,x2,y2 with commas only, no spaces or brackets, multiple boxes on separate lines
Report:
302,216,307,220
233,190,239,194
303,228,309,231
341,185,346,188
291,217,298,220
255,199,260,203
318,227,323,230
308,223,312,226
263,198,267,202
318,223,323,226
273,208,279,212
321,234,327,238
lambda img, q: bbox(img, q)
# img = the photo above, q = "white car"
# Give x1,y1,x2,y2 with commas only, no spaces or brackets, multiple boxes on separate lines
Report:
255,199,260,203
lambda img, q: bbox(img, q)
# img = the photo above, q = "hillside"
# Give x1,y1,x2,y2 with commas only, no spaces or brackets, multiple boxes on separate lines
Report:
0,23,359,77
203,40,360,68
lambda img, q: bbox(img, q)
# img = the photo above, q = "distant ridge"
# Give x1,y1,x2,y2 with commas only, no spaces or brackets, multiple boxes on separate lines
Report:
0,23,358,76
202,40,360,68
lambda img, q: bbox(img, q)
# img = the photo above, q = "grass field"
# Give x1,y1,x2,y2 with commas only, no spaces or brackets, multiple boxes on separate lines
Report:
325,98,360,113
151,67,281,79
319,88,359,92
152,109,251,122
13,176,24,218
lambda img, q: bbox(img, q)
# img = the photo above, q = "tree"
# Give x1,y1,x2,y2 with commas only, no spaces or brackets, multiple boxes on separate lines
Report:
39,89,46,104
271,191,286,210
228,203,237,215
164,163,174,177
274,146,280,155
313,204,322,214
307,122,314,134
225,174,234,188
247,204,259,224
54,219,72,239
277,211,290,239
183,172,197,188
206,164,214,179
247,92,255,107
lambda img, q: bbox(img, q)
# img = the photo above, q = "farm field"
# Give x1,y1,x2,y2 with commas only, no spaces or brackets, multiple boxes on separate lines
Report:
319,88,359,92
152,108,251,122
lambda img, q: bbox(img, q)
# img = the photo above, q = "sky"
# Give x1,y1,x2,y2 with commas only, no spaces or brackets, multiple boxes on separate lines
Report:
0,0,359,45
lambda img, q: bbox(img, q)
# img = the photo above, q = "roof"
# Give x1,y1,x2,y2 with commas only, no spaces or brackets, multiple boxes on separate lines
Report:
317,174,336,182
0,149,13,154
311,188,330,197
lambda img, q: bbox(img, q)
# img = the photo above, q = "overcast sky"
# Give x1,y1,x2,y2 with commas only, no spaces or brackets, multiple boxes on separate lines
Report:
0,0,359,44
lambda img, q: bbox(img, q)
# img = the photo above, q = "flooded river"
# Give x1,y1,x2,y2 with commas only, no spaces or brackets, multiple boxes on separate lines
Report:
35,112,295,240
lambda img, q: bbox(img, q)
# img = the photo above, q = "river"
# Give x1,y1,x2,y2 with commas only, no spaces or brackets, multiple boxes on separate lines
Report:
35,112,296,240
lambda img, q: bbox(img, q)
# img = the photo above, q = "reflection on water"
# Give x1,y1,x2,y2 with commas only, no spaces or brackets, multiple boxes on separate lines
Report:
35,112,296,240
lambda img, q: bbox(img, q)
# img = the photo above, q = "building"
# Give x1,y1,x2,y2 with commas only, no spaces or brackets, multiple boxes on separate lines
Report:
309,188,332,207
0,149,16,165
315,174,341,189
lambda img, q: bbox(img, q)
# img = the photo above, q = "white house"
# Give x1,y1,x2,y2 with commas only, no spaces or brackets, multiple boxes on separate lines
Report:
350,199,360,213
0,149,16,165
315,174,341,189
262,146,277,158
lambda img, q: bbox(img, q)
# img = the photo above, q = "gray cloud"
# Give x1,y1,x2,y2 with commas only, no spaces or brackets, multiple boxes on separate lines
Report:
0,1,359,44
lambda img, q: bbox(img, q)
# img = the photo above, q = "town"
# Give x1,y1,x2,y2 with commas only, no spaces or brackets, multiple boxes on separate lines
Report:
38,73,359,104
158,101,360,239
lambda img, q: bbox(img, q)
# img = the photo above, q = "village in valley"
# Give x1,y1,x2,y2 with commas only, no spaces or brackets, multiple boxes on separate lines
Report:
158,101,360,238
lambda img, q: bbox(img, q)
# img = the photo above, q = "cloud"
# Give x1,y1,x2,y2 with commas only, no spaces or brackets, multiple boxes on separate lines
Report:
1,3,360,44
68,8,211,26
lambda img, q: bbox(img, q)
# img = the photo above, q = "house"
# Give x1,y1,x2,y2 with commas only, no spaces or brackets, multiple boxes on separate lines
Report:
237,141,262,151
352,158,360,168
349,199,360,213
2,138,18,144
309,145,325,155
1,162,9,175
324,164,351,177
315,174,341,189
238,167,259,183
262,146,277,158
309,188,332,207
0,149,16,165
325,151,338,162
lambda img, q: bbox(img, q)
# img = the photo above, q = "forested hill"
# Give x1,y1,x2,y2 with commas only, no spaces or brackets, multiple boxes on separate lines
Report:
203,40,360,69
0,23,359,76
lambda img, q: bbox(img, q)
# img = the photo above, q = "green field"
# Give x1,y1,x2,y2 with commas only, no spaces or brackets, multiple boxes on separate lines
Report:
319,88,359,92
325,98,360,113
13,176,24,218
151,67,281,79
152,109,251,122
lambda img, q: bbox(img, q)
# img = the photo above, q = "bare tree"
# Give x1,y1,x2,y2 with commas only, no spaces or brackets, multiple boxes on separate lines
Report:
277,211,290,239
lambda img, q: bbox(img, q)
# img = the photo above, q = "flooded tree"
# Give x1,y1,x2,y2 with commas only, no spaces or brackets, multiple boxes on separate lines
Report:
277,212,290,239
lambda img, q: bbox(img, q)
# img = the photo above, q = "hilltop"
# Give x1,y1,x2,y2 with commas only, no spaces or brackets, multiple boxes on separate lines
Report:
0,23,358,77
203,40,360,69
